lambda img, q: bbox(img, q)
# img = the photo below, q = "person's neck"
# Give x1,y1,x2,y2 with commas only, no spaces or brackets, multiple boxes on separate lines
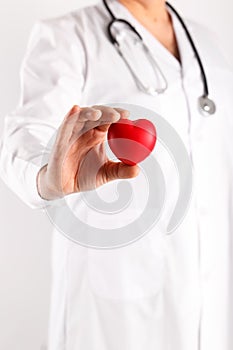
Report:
118,0,180,62
118,0,168,23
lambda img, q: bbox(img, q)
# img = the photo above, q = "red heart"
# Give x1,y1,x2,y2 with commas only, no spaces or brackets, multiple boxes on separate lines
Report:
107,119,157,165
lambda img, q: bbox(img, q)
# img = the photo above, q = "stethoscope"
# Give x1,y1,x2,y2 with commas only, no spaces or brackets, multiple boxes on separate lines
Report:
102,0,216,116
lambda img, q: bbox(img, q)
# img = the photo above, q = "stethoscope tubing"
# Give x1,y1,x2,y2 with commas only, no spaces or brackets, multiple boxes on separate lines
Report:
165,2,209,97
102,0,216,115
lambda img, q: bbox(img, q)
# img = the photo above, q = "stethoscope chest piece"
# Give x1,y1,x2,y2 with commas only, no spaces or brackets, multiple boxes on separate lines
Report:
198,96,216,116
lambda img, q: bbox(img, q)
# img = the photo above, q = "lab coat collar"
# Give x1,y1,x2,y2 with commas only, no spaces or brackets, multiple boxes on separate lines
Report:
168,7,196,75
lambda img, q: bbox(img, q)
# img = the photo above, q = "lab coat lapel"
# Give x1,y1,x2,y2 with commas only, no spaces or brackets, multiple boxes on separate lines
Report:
168,9,196,77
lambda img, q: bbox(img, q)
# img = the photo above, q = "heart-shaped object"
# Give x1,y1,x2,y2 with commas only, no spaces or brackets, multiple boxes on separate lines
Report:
107,119,157,165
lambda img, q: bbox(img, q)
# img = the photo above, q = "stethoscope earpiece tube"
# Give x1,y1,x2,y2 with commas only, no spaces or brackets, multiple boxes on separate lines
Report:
107,18,143,46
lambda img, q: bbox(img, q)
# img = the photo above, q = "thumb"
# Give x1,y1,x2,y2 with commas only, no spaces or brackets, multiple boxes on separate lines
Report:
102,160,140,182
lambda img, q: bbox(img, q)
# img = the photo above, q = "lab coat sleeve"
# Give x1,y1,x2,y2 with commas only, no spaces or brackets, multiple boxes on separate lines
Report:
0,16,86,209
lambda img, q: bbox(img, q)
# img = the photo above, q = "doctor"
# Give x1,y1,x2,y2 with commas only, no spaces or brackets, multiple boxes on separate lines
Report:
1,0,233,349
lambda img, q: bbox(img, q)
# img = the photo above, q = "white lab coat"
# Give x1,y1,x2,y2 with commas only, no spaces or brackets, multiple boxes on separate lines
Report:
1,0,233,349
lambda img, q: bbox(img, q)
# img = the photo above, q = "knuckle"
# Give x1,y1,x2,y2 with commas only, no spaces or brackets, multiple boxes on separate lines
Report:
107,110,120,120
115,108,130,118
81,107,101,121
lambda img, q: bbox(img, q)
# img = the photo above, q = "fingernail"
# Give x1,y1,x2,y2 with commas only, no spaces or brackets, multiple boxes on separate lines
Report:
91,109,102,119
70,105,80,114
121,110,130,119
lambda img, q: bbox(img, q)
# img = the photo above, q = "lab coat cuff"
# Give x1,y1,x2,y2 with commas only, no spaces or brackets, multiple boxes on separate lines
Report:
25,160,64,209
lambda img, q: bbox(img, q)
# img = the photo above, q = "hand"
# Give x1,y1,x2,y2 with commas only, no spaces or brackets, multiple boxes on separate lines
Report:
37,105,140,200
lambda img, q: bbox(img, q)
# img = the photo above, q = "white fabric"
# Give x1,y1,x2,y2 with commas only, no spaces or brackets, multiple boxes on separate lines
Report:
1,0,233,349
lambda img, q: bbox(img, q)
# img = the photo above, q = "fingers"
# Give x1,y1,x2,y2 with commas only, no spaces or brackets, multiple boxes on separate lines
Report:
64,105,130,125
60,105,102,144
83,106,120,133
79,107,102,121
60,105,131,144
91,105,130,119
65,105,81,117
114,108,130,119
82,105,130,133
101,160,140,183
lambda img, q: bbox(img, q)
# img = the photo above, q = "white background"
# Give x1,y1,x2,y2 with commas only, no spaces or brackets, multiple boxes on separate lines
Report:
0,0,232,349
